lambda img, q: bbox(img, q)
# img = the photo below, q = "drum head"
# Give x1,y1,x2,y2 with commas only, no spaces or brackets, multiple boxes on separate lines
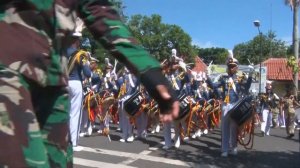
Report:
229,95,253,126
124,91,143,117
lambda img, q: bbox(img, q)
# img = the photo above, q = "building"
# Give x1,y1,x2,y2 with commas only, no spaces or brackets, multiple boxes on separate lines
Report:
262,58,300,96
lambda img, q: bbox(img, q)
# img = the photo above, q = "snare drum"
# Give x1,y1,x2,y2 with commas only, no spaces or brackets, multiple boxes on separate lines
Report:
83,85,92,96
229,95,253,126
124,91,144,117
176,93,191,120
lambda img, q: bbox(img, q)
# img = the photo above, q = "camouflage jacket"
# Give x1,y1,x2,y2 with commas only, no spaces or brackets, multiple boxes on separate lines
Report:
0,0,160,86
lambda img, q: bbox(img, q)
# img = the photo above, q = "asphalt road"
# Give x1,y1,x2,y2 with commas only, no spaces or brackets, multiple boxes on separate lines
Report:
74,123,299,168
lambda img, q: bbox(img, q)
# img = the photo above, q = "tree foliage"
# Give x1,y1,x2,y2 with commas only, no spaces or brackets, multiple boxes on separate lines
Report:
233,31,287,65
195,47,228,65
287,55,299,73
127,14,196,63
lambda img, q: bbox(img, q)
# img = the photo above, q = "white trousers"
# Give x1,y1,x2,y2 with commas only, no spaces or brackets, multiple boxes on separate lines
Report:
278,110,286,127
136,111,148,136
260,109,272,134
163,122,172,147
120,99,133,139
80,108,90,132
221,103,238,153
68,80,83,146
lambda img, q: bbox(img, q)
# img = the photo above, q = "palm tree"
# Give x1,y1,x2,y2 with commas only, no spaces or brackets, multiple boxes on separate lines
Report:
285,0,300,97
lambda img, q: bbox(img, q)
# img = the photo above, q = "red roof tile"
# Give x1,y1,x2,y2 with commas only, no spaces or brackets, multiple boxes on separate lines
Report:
262,58,299,81
192,57,207,72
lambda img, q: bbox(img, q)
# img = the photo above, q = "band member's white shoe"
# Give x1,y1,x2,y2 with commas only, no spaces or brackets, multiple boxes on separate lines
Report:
197,130,202,137
87,126,93,136
183,136,189,142
127,136,134,142
79,132,87,137
73,146,84,152
174,137,180,148
192,130,202,139
203,129,208,135
155,125,160,133
119,138,126,143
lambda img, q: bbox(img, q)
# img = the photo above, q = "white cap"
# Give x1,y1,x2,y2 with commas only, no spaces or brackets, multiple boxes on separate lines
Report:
90,57,99,63
72,31,82,37
266,80,272,85
104,58,109,64
171,49,177,57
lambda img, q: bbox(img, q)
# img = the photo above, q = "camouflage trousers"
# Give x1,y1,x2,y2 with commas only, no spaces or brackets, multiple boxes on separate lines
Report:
0,66,72,167
286,113,295,135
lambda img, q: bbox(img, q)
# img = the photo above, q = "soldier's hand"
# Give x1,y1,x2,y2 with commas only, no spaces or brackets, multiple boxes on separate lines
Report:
155,85,179,122
140,68,179,122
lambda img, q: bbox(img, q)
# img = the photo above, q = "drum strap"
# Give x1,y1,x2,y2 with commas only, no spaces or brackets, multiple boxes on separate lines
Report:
224,77,237,104
68,50,88,75
171,74,180,90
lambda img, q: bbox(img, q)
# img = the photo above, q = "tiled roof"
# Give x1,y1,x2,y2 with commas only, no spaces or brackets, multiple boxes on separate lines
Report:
262,58,299,81
192,57,207,72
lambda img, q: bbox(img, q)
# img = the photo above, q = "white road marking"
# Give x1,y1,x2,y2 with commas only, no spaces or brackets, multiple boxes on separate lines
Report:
120,150,153,165
79,146,191,167
74,157,137,168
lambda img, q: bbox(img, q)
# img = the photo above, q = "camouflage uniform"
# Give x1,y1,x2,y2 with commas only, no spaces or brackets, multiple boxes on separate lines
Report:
0,1,171,167
284,97,298,137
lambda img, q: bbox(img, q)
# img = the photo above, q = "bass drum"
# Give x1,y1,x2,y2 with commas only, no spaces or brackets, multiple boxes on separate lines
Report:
229,95,253,126
176,93,192,120
124,91,144,117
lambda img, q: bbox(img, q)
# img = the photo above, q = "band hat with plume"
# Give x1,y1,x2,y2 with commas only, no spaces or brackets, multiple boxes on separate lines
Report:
171,48,177,57
226,50,238,66
90,57,99,63
72,17,84,37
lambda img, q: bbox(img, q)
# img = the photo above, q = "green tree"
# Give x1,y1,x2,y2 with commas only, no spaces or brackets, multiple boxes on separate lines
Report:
196,47,228,65
233,31,286,65
127,14,196,63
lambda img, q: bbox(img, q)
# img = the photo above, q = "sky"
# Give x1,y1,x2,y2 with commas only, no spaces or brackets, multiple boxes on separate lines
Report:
122,0,295,50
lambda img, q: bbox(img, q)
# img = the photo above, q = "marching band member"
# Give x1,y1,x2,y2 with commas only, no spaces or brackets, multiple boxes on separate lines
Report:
207,50,253,157
90,57,103,93
260,81,279,136
80,57,102,137
67,37,92,151
162,49,190,149
104,57,114,90
135,86,149,139
119,68,138,142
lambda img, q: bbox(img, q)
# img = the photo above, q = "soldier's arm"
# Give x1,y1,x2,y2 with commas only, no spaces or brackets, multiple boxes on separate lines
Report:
77,0,178,119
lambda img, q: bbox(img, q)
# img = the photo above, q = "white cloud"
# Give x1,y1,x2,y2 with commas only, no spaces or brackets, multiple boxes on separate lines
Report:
192,39,218,48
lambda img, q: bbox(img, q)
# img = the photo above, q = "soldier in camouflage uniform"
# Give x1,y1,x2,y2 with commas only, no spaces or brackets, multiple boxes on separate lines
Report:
0,1,179,167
